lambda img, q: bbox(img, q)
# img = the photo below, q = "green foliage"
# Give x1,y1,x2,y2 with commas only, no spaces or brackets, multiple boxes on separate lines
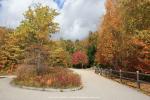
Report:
87,45,96,66
15,5,59,47
0,5,59,72
87,32,98,67
60,39,76,54
49,41,72,67
135,30,150,44
0,27,22,69
17,5,60,74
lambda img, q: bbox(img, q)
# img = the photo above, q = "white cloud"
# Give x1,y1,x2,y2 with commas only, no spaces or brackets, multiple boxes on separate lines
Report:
0,0,105,40
54,0,106,40
0,0,58,28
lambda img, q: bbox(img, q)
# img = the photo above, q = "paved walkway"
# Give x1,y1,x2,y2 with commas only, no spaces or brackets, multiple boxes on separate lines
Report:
0,69,150,100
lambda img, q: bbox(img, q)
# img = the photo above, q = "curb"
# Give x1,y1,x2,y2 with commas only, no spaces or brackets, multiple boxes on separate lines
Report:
0,76,5,78
11,82,83,92
0,75,16,78
10,82,83,92
2,75,83,92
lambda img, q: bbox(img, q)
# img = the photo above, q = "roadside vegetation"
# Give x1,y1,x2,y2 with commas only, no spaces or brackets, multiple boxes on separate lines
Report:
13,65,81,89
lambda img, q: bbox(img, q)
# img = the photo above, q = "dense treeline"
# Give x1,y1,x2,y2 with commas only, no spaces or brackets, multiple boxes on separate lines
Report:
0,0,149,74
0,6,82,88
0,5,93,72
96,0,150,73
0,5,62,73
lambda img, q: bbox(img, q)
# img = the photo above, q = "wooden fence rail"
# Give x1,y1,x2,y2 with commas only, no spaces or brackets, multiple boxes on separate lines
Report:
95,68,150,89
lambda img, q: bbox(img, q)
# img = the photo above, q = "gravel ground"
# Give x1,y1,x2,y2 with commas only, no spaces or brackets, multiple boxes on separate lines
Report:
0,69,150,100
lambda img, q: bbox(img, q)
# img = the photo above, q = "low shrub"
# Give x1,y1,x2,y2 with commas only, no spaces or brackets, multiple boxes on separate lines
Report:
13,65,81,89
16,65,37,80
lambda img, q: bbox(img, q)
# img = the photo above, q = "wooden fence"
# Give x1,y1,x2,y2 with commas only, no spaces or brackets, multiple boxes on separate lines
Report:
95,68,150,89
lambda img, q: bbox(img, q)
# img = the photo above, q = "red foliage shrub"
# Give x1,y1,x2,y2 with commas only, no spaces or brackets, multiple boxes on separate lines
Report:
72,51,88,66
53,69,81,88
0,64,2,70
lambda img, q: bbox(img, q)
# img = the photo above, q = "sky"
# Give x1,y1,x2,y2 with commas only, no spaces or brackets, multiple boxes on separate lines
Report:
0,0,106,40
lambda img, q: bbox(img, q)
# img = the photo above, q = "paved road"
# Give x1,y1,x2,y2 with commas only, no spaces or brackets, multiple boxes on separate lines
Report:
0,69,150,100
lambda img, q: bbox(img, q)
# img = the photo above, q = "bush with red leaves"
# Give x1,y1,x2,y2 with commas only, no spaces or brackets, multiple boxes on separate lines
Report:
72,51,88,68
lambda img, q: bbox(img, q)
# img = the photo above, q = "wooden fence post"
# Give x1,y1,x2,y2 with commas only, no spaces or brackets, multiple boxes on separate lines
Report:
110,69,112,79
107,69,109,77
101,68,103,75
120,69,122,82
100,68,102,75
96,67,98,74
136,71,140,89
98,68,100,75
104,69,106,76
105,69,107,77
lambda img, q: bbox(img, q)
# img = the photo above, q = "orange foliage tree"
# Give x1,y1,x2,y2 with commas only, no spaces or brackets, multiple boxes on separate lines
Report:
96,0,150,72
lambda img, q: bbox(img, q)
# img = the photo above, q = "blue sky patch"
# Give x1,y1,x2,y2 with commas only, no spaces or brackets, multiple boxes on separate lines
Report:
53,0,65,9
0,0,2,8
0,4,1,8
0,0,3,9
